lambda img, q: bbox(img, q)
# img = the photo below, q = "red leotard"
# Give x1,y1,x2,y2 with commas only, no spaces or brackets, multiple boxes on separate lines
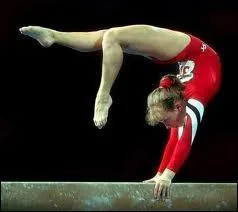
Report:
149,34,222,173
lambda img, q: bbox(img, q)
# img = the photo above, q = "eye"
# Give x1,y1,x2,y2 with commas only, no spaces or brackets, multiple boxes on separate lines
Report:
161,117,170,123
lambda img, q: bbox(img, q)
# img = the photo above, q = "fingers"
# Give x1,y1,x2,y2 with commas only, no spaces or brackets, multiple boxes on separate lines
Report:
167,185,171,198
153,183,158,198
154,184,171,201
154,183,162,200
162,186,166,200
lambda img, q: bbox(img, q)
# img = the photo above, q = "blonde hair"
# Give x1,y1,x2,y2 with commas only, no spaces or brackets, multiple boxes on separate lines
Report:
145,74,185,126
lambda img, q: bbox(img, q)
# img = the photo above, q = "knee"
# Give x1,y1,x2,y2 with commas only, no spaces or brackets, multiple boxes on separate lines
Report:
102,28,118,47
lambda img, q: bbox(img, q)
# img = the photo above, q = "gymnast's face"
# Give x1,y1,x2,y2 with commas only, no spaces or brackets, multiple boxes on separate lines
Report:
157,101,186,128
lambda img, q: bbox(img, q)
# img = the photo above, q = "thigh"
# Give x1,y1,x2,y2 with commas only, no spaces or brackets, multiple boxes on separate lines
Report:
110,25,190,61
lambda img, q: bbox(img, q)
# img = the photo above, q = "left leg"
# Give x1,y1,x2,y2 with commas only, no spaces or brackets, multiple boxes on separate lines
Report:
93,29,123,128
93,24,190,129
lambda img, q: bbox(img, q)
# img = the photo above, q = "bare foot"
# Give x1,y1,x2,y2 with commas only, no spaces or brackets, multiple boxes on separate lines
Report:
93,94,112,129
19,26,55,47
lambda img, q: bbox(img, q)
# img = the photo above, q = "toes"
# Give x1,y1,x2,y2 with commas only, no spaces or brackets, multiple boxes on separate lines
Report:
97,121,104,129
19,27,30,35
19,26,29,32
19,26,35,35
19,28,25,33
94,119,106,129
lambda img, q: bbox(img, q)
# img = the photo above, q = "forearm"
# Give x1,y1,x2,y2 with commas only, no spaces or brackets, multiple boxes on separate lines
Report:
158,135,191,175
166,144,191,173
158,144,177,173
159,144,191,180
157,129,178,173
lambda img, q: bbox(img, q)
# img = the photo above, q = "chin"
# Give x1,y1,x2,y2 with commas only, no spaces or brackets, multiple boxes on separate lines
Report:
167,121,183,128
170,122,183,128
167,124,178,128
177,120,186,127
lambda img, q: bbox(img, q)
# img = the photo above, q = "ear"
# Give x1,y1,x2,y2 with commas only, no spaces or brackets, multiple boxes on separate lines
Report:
174,101,184,112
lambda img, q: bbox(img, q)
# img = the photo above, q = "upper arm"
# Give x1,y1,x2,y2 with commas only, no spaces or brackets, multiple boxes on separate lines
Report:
183,99,205,143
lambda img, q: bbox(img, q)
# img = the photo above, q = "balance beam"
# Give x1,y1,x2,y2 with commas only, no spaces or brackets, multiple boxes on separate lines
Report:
1,182,237,211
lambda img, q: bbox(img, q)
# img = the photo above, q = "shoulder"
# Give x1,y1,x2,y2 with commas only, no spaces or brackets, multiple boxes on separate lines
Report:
186,98,205,125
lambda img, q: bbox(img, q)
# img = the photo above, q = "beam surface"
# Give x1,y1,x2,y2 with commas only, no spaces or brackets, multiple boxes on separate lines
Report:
1,182,237,211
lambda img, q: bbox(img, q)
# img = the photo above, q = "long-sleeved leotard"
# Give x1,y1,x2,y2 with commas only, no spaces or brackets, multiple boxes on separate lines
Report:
149,33,222,174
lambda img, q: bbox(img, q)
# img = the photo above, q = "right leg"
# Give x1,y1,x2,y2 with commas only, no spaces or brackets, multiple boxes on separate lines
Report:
19,26,107,52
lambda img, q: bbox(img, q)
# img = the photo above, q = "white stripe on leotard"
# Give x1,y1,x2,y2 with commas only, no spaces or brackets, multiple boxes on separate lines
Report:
188,98,204,122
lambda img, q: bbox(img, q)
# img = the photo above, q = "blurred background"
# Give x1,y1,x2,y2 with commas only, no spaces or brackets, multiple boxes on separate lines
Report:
1,0,237,182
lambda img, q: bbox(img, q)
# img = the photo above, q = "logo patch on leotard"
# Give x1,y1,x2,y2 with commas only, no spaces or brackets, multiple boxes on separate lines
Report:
201,43,207,52
177,60,195,83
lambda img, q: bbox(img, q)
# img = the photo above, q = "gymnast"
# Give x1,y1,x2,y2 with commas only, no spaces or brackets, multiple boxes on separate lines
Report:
19,24,222,200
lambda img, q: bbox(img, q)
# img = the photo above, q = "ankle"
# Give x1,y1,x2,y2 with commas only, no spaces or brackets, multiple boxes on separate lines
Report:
97,87,110,96
97,92,110,99
52,30,62,43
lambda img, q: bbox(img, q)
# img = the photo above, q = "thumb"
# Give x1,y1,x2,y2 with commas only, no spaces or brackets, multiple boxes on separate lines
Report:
143,178,156,183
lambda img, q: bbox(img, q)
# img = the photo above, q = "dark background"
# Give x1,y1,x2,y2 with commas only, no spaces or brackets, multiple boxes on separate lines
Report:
1,0,237,182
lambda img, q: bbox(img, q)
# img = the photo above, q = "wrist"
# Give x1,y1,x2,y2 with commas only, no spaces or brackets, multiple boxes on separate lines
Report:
156,172,162,177
160,168,176,181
